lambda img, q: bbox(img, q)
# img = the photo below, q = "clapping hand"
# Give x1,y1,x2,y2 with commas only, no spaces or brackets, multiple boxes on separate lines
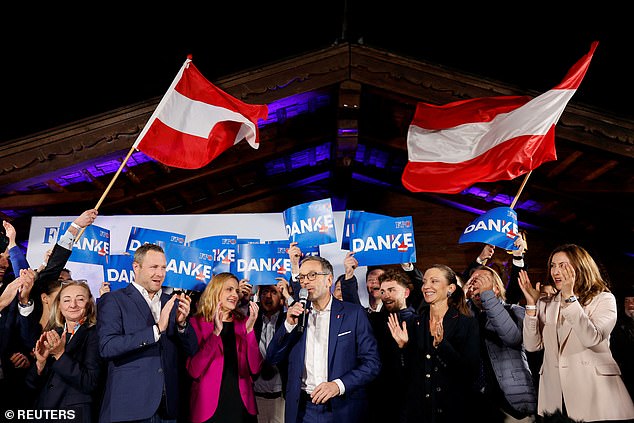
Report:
213,302,224,336
431,320,444,348
518,269,540,306
175,292,191,327
245,301,259,334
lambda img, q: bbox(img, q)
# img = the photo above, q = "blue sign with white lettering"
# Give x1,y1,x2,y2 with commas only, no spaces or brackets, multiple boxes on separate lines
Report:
58,222,110,265
283,198,337,247
351,215,416,266
164,244,215,291
266,240,320,257
458,207,519,250
126,227,186,255
234,243,292,285
102,254,134,291
341,210,385,250
188,235,237,275
237,238,260,245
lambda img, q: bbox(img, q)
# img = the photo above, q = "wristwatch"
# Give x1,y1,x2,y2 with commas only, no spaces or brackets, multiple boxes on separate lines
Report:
564,295,578,303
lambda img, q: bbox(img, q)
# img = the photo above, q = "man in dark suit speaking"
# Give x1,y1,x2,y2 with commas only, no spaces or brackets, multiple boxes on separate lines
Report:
97,243,198,423
266,255,380,423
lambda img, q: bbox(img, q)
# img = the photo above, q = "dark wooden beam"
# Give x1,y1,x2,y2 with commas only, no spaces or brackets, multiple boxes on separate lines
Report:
0,189,125,209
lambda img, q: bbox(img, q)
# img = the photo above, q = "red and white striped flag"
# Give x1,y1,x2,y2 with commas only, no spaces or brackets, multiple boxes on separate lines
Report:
402,42,598,194
133,56,269,169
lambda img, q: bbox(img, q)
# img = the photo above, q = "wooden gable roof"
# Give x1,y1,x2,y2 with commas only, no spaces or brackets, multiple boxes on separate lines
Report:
1,42,632,289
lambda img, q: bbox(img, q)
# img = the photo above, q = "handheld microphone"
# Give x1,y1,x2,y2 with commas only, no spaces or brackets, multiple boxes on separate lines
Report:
297,288,309,333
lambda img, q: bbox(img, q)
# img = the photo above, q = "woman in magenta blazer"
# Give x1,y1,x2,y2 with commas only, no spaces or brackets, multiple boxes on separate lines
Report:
187,272,263,423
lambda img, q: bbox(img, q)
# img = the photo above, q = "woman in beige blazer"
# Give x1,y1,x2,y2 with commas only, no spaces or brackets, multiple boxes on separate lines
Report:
518,243,634,422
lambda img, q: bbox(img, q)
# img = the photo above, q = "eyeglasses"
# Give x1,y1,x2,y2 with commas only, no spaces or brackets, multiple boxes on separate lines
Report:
297,271,330,283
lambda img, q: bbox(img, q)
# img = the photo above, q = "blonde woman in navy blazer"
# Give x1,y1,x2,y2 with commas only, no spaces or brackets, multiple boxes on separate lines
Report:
26,280,102,423
187,272,263,423
520,244,634,422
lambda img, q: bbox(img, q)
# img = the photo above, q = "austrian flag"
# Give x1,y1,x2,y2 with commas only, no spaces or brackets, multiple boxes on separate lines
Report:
133,56,269,169
402,42,598,194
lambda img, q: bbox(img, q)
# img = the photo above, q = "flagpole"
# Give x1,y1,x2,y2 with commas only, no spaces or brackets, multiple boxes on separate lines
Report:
510,170,532,209
481,170,532,264
75,56,192,241
75,145,137,240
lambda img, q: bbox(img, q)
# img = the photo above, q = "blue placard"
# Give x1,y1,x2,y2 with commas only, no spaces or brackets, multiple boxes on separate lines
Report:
341,210,386,250
233,243,292,285
164,244,215,291
59,222,110,265
266,240,320,257
341,210,362,250
283,198,337,247
458,207,519,250
351,216,416,266
237,238,261,245
126,227,186,254
102,254,134,292
188,235,237,275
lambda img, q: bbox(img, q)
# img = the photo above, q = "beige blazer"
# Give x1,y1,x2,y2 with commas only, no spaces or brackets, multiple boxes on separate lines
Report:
523,291,634,421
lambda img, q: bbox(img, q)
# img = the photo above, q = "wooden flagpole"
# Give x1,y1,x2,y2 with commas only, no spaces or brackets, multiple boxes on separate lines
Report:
75,145,137,240
510,170,532,210
482,170,533,264
505,170,533,255
75,57,193,241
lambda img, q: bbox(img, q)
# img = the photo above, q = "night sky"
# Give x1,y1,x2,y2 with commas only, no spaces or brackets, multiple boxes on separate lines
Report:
1,5,630,143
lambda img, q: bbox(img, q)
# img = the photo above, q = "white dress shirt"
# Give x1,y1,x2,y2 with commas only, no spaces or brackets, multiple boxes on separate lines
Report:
284,295,345,395
132,281,162,341
255,311,283,393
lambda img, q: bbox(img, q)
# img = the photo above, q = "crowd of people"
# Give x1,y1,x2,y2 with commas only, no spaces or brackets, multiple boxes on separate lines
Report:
0,209,633,423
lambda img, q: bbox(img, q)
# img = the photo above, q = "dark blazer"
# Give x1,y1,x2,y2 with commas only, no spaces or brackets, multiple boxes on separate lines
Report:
253,306,288,395
1,244,34,366
366,306,417,423
25,325,103,423
1,243,64,411
97,284,198,423
18,243,73,350
266,297,381,423
401,306,481,423
340,267,425,312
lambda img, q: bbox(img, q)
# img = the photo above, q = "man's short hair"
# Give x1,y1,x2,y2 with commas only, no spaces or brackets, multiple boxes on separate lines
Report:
378,268,409,289
366,266,385,279
133,243,165,265
299,255,333,276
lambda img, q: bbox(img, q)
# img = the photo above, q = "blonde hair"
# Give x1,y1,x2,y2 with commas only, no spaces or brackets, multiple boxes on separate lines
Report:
46,280,96,331
474,265,507,301
195,272,245,321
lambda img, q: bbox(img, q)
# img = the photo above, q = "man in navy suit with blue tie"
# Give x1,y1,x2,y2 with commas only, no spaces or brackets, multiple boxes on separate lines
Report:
97,243,198,423
266,255,380,423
